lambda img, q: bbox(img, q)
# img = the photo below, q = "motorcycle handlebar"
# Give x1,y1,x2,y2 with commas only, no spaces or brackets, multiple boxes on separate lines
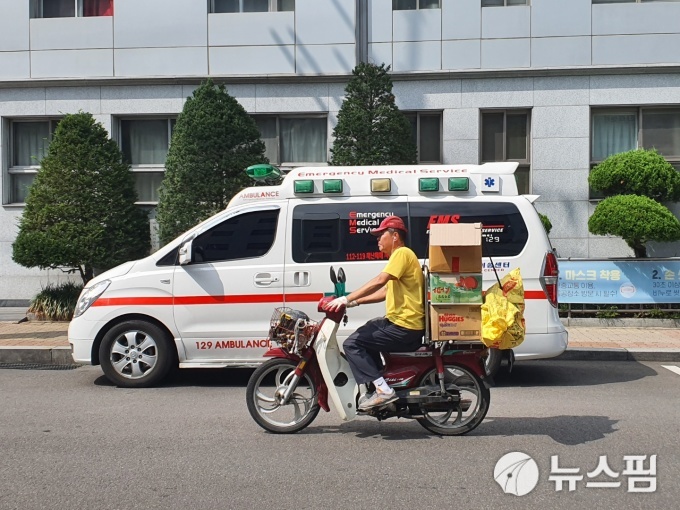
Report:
318,296,346,324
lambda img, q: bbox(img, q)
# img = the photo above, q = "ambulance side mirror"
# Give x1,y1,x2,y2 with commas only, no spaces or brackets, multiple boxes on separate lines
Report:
178,239,193,265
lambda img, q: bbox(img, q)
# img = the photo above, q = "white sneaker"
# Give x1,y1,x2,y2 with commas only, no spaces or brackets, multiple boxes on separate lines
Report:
358,388,398,410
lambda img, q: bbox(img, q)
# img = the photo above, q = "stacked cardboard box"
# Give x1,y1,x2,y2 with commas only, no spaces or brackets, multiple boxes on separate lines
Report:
428,223,483,342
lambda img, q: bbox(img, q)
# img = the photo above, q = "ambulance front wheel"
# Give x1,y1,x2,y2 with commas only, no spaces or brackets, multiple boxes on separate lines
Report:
99,320,174,388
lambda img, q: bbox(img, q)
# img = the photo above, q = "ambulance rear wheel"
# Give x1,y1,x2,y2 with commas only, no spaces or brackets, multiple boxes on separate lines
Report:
484,348,503,377
99,320,174,388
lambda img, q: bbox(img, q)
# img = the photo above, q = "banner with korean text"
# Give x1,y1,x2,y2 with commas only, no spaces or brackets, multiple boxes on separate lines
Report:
558,259,680,304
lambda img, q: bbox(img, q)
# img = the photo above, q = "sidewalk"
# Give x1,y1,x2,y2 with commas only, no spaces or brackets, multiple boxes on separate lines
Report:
2,319,680,366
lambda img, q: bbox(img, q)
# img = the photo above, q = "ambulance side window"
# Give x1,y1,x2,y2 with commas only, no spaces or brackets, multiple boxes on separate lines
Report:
408,202,528,258
192,209,279,263
293,203,408,263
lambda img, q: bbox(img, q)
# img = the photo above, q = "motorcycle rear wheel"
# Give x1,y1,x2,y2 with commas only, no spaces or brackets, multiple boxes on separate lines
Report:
416,364,490,436
246,358,320,434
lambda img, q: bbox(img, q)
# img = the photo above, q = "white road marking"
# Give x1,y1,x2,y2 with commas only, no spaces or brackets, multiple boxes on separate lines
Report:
661,365,680,376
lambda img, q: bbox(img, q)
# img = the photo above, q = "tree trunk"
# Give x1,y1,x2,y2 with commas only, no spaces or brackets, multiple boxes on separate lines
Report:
79,265,94,285
631,241,647,258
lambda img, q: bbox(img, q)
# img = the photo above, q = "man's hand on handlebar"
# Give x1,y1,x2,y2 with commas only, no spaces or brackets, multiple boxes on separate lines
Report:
324,296,358,312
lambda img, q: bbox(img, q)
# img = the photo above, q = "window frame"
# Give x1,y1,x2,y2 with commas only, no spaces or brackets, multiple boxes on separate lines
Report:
30,0,113,18
252,114,328,167
403,111,443,164
209,0,294,13
5,118,61,205
481,0,529,6
118,116,176,205
392,0,442,10
480,109,532,194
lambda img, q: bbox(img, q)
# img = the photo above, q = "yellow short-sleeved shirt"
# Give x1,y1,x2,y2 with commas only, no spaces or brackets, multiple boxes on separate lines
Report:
382,246,425,331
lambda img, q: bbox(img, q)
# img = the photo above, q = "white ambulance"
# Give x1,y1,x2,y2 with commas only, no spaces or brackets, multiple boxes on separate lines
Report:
69,163,567,387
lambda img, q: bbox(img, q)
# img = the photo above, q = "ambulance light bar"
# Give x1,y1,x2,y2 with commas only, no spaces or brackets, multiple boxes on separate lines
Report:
294,180,314,193
448,177,469,191
419,178,439,192
323,179,343,193
245,164,281,181
371,178,391,193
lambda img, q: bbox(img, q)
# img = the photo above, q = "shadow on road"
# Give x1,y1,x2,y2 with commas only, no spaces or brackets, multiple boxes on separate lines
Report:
293,414,619,445
287,413,619,444
93,368,256,388
474,415,619,445
494,360,658,387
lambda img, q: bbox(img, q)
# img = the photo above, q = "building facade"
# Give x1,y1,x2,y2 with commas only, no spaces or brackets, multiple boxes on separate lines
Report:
2,0,680,303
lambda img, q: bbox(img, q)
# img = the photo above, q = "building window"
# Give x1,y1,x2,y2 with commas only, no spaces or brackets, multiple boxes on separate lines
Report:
393,0,441,10
30,0,113,18
253,116,327,165
481,110,531,194
404,112,442,163
210,0,294,13
591,107,680,198
6,119,60,204
120,118,175,204
482,0,528,6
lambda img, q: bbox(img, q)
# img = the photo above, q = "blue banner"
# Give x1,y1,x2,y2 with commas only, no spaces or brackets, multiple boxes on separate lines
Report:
558,259,680,304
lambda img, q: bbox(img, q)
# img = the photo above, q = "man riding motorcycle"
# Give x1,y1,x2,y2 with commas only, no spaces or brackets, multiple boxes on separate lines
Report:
324,215,425,410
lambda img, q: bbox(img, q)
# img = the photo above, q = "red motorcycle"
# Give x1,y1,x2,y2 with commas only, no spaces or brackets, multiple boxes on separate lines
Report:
246,296,491,436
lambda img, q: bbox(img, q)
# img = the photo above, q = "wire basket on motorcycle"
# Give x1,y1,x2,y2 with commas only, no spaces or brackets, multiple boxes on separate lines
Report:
268,307,318,351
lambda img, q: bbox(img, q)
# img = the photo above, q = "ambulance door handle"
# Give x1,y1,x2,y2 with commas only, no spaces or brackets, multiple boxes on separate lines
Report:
293,271,310,287
254,273,279,286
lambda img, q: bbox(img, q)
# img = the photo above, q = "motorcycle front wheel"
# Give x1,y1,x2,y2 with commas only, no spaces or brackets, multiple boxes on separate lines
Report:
416,364,490,436
246,358,320,434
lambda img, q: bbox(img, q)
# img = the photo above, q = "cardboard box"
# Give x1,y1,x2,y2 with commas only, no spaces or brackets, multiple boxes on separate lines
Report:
429,273,483,304
430,305,482,341
428,223,482,273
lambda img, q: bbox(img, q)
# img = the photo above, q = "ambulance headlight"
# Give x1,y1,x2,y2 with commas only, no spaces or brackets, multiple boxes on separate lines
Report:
74,280,111,318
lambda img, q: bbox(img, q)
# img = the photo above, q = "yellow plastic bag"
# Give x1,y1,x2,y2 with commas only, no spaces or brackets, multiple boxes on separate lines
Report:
481,268,526,350
487,267,525,314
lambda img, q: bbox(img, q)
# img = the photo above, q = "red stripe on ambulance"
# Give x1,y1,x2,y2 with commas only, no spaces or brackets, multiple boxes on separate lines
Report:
92,293,325,307
93,291,544,307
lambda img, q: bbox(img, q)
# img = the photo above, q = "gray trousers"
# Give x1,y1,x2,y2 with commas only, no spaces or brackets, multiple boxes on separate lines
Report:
343,317,424,385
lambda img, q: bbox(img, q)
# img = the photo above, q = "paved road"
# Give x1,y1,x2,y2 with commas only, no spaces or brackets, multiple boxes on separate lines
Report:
1,360,679,510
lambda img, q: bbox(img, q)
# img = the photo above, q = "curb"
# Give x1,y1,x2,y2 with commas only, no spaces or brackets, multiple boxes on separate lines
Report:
0,346,77,365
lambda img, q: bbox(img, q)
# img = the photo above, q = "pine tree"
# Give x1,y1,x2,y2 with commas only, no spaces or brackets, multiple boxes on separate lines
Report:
156,79,267,245
12,112,150,284
330,62,417,166
588,149,680,257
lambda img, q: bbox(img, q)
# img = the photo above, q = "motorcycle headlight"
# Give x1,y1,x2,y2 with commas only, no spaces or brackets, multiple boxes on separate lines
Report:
74,280,111,318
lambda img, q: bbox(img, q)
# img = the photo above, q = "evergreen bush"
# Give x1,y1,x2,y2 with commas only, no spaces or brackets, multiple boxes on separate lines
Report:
12,112,150,284
538,213,552,235
588,194,680,257
156,79,267,245
330,62,417,166
589,149,680,201
588,148,680,257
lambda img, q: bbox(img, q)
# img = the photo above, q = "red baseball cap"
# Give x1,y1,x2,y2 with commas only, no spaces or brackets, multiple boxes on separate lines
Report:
371,215,408,236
